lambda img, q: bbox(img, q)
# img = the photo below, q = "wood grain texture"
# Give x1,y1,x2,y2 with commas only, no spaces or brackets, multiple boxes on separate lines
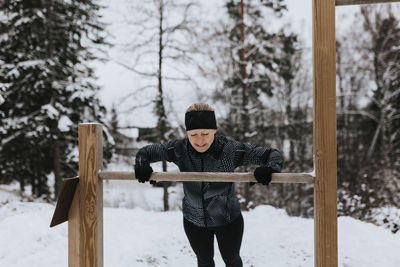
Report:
313,0,338,266
68,184,81,267
68,123,103,267
99,171,315,183
96,126,103,267
336,0,400,6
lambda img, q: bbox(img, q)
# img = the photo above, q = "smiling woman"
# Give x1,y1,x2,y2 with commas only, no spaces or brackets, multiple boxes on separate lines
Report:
134,102,283,267
185,104,217,153
184,104,218,153
187,129,217,153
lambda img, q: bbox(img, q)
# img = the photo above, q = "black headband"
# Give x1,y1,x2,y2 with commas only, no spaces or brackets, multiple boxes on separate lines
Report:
185,111,217,131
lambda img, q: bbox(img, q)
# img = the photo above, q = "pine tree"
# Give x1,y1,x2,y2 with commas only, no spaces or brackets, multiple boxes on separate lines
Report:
360,5,400,207
109,104,119,135
216,0,288,143
214,0,299,210
0,0,110,198
335,6,400,221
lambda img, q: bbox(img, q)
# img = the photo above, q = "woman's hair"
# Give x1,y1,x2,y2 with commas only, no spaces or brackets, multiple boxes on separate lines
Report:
186,103,214,113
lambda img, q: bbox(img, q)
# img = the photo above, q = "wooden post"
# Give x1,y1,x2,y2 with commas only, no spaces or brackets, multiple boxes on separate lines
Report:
313,0,338,266
68,123,103,267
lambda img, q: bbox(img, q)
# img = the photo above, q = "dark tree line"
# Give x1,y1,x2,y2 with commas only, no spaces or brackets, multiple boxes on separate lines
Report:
0,0,112,199
335,6,400,231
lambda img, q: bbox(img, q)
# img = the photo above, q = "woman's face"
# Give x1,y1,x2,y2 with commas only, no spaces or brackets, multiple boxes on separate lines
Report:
187,129,217,153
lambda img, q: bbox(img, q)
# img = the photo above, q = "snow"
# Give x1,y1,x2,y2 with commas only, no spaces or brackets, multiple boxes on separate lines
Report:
103,180,183,211
79,121,103,125
69,88,95,102
119,127,139,139
7,68,20,78
0,199,399,266
58,115,73,132
0,152,399,266
14,17,31,27
299,168,316,178
17,59,45,69
0,183,21,203
338,216,400,266
0,33,9,42
1,156,400,266
41,104,59,119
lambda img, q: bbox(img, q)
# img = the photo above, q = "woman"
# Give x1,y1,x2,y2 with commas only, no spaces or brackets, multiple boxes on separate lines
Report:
134,103,283,267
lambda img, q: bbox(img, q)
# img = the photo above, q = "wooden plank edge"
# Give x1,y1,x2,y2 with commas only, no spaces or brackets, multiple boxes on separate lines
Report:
99,171,315,184
336,0,400,6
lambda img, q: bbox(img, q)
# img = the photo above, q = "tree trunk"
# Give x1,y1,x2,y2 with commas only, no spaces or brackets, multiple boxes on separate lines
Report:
53,138,62,198
162,160,169,211
240,0,249,136
239,0,252,210
19,178,25,194
158,0,169,211
46,0,62,199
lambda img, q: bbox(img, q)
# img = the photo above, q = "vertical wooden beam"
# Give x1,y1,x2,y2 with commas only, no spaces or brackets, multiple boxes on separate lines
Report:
69,123,103,267
313,0,338,266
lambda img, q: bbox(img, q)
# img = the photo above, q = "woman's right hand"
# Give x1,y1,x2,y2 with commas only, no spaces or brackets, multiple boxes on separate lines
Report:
134,165,153,183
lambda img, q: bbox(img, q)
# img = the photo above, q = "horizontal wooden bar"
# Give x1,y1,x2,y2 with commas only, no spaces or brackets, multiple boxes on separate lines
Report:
99,171,315,184
336,0,400,6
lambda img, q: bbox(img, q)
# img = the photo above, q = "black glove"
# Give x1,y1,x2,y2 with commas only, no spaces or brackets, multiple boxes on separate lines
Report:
253,166,273,185
134,165,153,183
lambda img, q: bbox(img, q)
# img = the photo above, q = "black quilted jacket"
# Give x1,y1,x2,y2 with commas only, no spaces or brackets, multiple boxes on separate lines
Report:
135,136,283,227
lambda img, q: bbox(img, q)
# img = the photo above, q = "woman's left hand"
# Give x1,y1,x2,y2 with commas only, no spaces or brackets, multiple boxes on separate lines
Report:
253,166,274,185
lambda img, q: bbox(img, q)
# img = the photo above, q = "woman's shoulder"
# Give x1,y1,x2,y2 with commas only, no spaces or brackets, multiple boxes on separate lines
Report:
217,135,242,142
168,137,189,151
215,135,237,147
215,135,228,143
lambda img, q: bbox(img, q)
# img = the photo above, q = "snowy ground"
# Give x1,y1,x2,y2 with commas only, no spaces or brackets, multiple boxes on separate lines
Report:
1,192,400,266
1,155,400,266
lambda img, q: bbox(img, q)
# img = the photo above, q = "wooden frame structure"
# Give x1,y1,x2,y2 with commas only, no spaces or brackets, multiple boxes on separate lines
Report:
66,123,315,267
52,0,400,266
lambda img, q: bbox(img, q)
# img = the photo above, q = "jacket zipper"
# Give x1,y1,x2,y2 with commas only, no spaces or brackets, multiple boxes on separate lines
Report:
226,184,231,221
201,158,208,227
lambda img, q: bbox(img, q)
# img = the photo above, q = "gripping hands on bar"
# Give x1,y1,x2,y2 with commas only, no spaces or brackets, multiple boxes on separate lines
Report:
134,165,156,184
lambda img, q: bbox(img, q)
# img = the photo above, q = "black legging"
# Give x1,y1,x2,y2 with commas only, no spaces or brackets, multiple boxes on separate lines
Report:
183,214,244,267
